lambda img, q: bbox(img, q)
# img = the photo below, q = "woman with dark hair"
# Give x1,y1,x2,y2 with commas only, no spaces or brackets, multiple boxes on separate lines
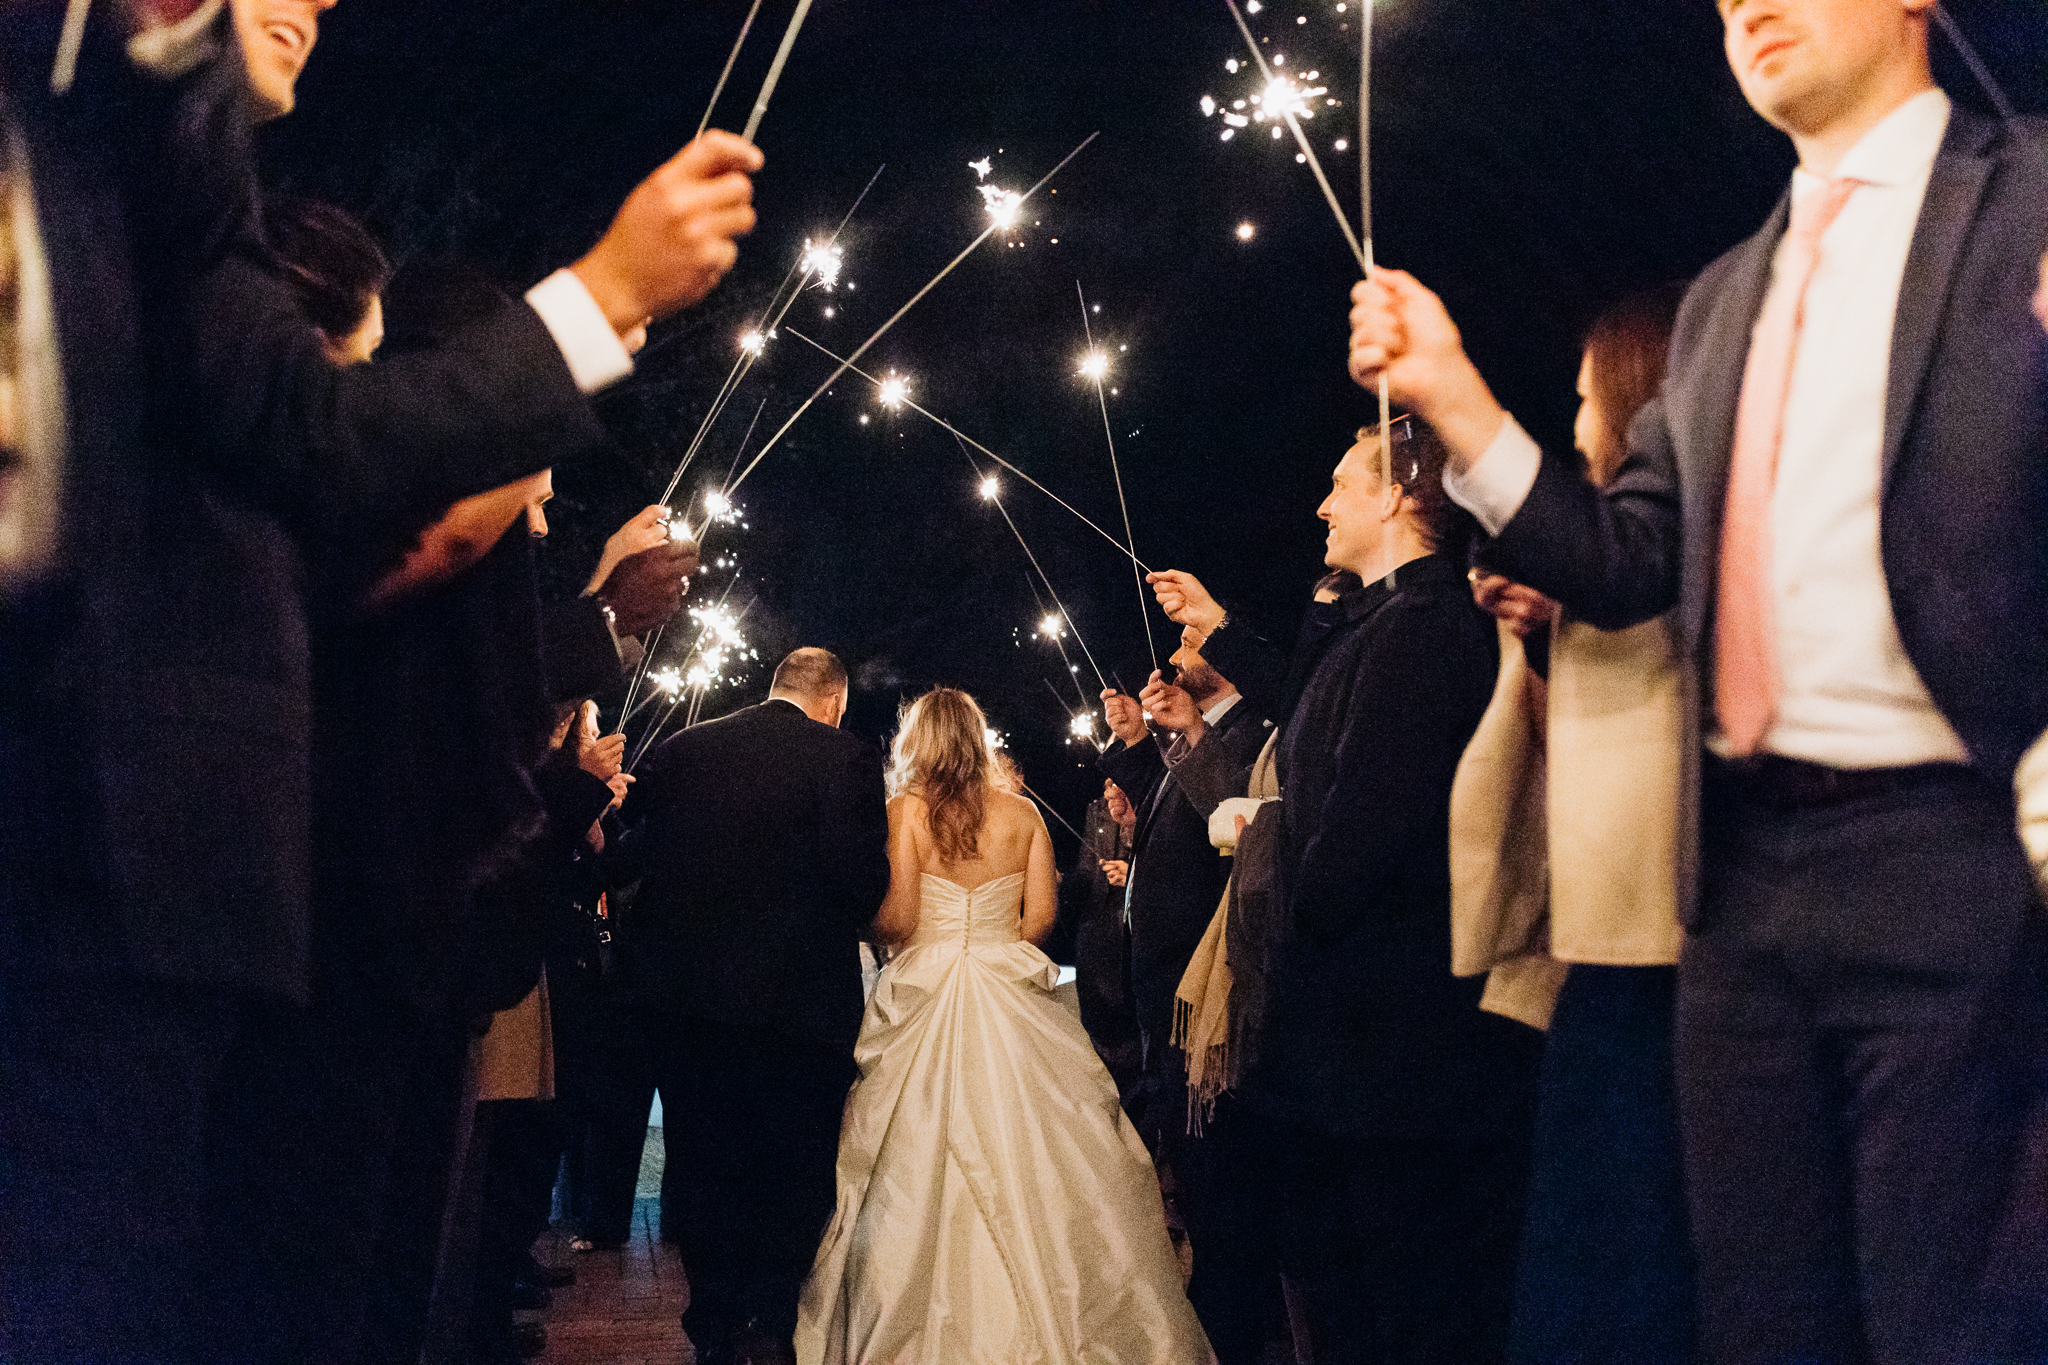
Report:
1148,420,1544,1364
797,687,1212,1365
266,195,391,364
1453,283,1696,1365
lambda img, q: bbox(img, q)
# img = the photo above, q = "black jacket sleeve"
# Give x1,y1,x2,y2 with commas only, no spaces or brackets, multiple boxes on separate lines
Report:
1098,738,1165,811
818,738,891,934
1197,617,1293,730
1481,396,1683,633
542,596,625,706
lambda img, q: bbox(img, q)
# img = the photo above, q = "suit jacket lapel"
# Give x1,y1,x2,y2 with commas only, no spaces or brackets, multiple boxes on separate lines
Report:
1882,107,1994,488
1672,201,1782,655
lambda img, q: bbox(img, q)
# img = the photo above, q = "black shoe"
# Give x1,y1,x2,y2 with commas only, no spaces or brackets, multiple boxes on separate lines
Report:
519,1251,575,1289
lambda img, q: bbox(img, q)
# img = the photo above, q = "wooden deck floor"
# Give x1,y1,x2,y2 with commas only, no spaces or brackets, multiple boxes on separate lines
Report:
529,1197,693,1365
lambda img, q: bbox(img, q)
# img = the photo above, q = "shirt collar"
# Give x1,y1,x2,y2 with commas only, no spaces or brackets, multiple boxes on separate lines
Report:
1794,86,1949,196
1201,692,1242,726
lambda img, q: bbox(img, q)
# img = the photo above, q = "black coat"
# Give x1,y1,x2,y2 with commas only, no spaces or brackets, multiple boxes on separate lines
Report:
1203,553,1542,1140
1099,701,1272,1049
0,5,601,1003
612,700,891,1055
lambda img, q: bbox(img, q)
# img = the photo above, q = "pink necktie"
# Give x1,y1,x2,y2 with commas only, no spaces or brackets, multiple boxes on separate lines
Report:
1713,176,1861,757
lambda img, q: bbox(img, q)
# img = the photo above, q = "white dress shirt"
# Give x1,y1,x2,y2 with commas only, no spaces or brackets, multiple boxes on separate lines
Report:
1447,87,1967,770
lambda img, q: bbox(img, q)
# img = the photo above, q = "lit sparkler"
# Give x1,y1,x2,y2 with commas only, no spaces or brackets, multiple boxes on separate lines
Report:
877,373,910,410
979,184,1024,231
799,238,844,289
725,132,1100,497
1076,351,1109,381
979,476,1000,500
1039,614,1065,639
740,329,766,356
1069,712,1098,741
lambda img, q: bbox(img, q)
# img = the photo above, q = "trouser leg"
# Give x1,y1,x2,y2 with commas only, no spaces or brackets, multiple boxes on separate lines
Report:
1681,769,2048,1365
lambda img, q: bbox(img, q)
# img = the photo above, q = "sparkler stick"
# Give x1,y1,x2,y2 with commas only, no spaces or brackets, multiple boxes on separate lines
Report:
1219,0,1392,495
1360,0,1393,499
740,0,813,143
655,166,884,508
781,328,1151,572
727,131,1102,495
1076,283,1158,672
1015,778,1088,843
696,0,763,138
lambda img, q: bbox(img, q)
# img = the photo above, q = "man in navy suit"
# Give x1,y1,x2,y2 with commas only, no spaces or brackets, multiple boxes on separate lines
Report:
1349,1,2048,1359
612,648,891,1365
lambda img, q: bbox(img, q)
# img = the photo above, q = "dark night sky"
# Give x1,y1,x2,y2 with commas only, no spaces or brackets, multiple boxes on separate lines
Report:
263,0,2048,849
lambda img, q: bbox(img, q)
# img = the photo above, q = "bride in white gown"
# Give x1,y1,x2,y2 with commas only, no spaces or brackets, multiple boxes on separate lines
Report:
797,688,1213,1365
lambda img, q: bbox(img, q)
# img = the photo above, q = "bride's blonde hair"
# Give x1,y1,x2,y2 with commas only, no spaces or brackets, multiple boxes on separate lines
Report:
889,687,996,864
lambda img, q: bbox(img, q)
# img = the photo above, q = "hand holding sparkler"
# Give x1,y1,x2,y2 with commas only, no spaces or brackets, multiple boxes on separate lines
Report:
1145,570,1225,637
1103,779,1137,841
598,537,699,637
572,131,765,334
586,504,672,596
1102,860,1130,889
577,729,629,784
1100,689,1149,748
1346,271,1508,471
1137,671,1203,739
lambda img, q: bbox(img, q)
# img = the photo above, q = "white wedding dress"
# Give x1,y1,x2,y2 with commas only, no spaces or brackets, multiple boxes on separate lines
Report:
796,871,1214,1365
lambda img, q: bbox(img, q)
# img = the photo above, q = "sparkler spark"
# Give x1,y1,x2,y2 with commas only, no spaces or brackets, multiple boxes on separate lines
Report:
979,184,1023,231
1236,221,1257,240
979,476,1000,500
1077,351,1110,381
651,667,683,697
1069,712,1097,739
877,373,910,410
739,329,766,355
968,157,993,179
1039,614,1064,638
799,238,844,289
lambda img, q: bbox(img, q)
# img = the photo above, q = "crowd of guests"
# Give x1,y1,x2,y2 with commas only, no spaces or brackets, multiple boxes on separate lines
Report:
0,0,758,1360
4,0,2048,1363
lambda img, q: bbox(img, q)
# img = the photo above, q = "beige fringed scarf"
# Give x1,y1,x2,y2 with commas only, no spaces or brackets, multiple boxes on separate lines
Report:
1171,732,1279,1134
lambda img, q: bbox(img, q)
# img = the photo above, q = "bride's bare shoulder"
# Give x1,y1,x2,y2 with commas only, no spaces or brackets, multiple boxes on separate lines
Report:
988,789,1044,828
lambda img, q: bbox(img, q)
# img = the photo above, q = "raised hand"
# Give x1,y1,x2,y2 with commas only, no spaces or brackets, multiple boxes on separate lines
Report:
1146,570,1224,635
572,131,765,333
1101,688,1149,747
1103,779,1136,837
586,505,673,596
1348,270,1508,466
1470,571,1561,638
600,538,699,638
1101,859,1129,888
578,730,628,783
1138,669,1202,738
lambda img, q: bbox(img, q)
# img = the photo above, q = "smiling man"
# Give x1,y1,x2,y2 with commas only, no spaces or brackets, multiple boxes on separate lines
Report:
1349,1,2048,1360
230,0,329,115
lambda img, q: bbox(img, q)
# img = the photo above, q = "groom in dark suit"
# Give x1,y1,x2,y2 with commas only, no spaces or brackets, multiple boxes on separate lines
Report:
1349,2,2048,1357
615,647,890,1365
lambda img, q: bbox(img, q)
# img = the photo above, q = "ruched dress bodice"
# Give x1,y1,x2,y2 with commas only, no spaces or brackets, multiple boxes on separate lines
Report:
905,870,1027,949
798,874,1213,1364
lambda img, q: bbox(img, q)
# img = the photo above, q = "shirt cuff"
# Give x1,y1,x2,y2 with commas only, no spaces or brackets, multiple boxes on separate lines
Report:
126,0,225,78
525,269,634,394
1441,412,1541,538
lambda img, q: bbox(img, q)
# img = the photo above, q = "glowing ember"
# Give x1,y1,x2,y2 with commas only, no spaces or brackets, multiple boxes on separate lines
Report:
799,238,844,289
979,184,1023,231
1236,222,1256,240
